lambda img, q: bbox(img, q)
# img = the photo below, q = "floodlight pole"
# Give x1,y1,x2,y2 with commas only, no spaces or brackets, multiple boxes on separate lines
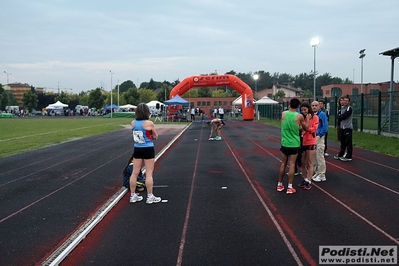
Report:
359,49,366,94
310,37,320,100
253,74,259,120
110,71,114,118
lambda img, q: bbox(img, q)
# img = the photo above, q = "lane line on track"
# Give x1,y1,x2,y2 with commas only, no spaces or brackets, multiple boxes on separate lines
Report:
41,124,191,266
223,137,307,266
231,125,399,246
176,124,203,266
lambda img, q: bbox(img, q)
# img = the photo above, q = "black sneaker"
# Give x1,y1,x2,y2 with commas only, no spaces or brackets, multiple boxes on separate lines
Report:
298,180,308,188
333,154,342,160
303,182,312,190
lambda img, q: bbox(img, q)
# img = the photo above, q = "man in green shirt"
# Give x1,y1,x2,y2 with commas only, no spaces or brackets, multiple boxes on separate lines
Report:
277,98,307,194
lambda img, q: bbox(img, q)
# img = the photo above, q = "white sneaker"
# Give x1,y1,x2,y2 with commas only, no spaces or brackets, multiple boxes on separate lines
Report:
130,194,143,203
324,153,329,157
313,175,327,182
312,173,319,180
146,194,161,204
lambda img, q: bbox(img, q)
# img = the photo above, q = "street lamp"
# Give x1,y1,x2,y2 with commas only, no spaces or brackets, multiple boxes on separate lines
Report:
4,71,11,84
310,37,320,100
253,73,259,120
110,70,114,118
359,49,366,94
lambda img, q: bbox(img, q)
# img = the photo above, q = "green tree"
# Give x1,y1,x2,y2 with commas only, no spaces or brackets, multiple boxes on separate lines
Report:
198,87,212,97
55,91,70,104
148,79,157,90
22,90,38,112
124,87,140,105
88,88,107,109
157,83,172,102
0,84,4,109
119,80,136,93
302,89,313,98
79,94,90,106
139,89,156,103
182,88,198,98
274,90,286,99
212,90,226,97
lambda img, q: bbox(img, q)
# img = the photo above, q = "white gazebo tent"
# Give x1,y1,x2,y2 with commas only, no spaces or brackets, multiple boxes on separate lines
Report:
255,96,278,105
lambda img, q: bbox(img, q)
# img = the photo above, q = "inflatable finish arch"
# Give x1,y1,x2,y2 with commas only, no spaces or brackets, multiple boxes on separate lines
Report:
170,74,254,120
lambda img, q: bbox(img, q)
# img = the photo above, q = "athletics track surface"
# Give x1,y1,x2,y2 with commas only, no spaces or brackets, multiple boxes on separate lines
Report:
0,120,398,265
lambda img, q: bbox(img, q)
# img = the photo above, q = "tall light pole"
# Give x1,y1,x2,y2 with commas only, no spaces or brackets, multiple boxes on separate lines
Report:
253,73,259,120
110,70,114,118
359,49,366,94
4,71,11,84
310,37,320,100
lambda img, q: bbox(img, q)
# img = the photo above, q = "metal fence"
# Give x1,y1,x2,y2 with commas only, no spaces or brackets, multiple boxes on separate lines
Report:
258,90,399,135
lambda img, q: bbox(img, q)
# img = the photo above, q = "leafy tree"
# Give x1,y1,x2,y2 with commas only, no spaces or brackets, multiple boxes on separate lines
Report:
302,89,313,98
124,87,140,105
80,94,90,106
157,83,172,102
212,90,226,97
274,90,286,99
198,87,212,97
148,79,157,90
139,89,156,103
55,91,70,104
119,80,136,93
22,90,38,112
0,84,3,108
1,91,18,109
182,88,198,98
88,88,107,109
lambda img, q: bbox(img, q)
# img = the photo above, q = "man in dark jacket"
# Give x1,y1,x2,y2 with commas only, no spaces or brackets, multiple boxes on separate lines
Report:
334,95,353,161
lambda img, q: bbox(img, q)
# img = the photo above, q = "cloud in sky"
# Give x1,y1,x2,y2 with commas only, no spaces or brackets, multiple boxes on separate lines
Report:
1,0,398,93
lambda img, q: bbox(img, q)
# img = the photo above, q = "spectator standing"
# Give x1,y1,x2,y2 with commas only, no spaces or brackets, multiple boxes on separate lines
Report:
190,107,195,122
213,108,218,118
334,95,353,162
218,107,224,119
298,102,319,191
318,99,330,156
311,101,328,182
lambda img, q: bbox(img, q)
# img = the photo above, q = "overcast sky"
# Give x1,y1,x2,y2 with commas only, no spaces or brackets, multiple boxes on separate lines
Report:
1,0,398,93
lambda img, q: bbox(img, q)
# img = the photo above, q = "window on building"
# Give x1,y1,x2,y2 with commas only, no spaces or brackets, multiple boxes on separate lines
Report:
197,101,201,106
207,101,210,106
326,90,330,95
223,101,227,106
352,88,358,95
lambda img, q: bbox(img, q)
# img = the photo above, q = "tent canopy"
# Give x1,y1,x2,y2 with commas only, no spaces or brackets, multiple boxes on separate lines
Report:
146,100,164,107
104,104,119,110
255,96,278,105
119,104,137,109
45,100,68,109
164,95,189,105
232,96,242,106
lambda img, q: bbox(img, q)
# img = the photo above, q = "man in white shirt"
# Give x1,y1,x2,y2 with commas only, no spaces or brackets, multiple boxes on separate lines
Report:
218,107,224,119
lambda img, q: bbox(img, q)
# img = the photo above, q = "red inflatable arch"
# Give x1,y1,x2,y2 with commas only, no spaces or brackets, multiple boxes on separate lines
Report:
169,74,254,120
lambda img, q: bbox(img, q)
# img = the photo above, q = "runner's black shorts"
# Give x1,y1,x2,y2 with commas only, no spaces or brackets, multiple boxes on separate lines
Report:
280,146,300,156
133,147,155,159
302,145,316,151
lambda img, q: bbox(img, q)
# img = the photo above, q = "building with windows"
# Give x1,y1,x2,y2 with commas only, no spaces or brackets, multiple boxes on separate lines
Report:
4,83,44,106
321,82,396,98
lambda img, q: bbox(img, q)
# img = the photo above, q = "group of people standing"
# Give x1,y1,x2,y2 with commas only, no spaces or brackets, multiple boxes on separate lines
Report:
278,96,353,194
